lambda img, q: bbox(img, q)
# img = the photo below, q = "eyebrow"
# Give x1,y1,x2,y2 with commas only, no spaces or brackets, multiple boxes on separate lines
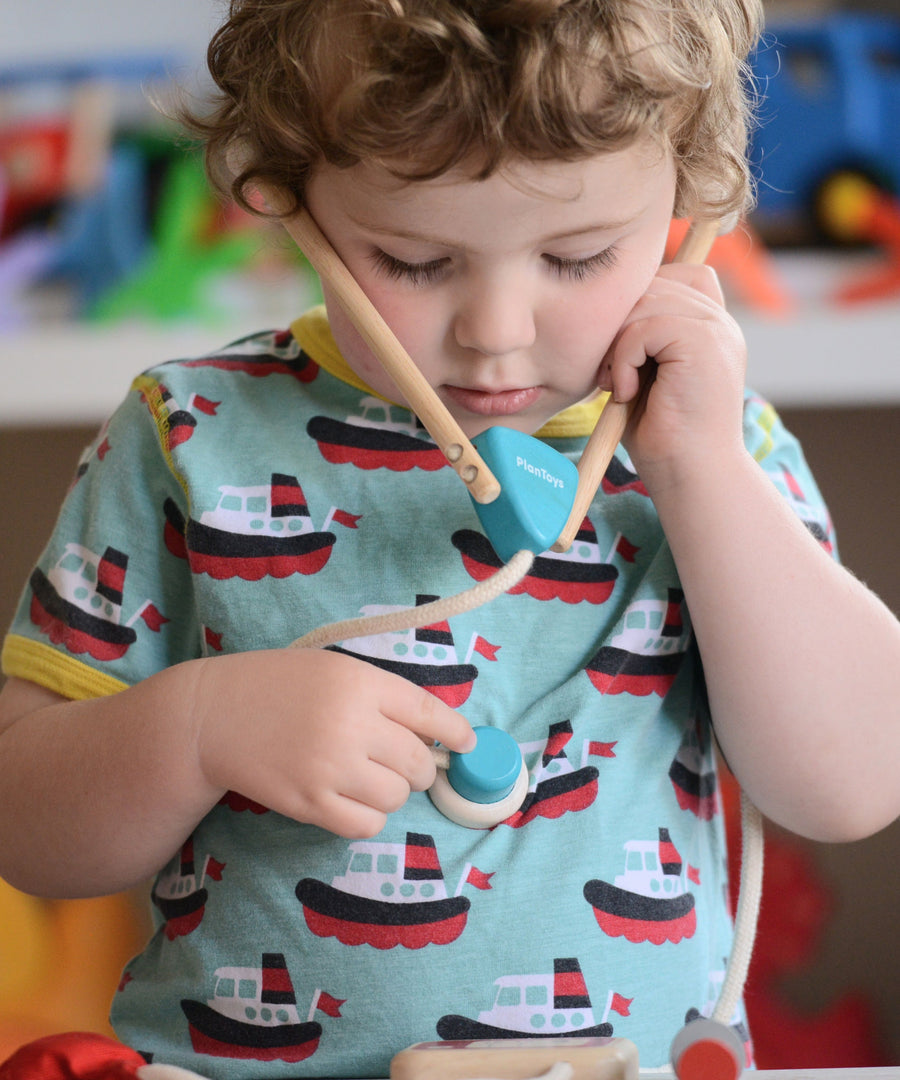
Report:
348,213,641,249
543,217,640,241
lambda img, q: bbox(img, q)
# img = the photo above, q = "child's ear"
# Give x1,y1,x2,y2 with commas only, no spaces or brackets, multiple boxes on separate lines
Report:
223,140,276,213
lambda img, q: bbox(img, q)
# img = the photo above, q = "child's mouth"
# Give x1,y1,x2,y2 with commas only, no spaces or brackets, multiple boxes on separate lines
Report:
444,385,542,417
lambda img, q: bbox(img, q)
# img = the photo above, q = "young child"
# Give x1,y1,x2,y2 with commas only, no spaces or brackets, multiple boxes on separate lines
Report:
2,1,900,1076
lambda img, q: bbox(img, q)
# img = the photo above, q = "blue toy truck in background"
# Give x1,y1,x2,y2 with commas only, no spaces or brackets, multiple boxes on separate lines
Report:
750,13,900,240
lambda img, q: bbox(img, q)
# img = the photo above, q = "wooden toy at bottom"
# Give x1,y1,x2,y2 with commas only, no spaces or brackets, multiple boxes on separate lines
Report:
390,1037,639,1080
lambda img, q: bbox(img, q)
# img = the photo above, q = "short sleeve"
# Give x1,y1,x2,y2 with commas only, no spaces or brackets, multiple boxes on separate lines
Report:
743,389,838,560
2,381,200,700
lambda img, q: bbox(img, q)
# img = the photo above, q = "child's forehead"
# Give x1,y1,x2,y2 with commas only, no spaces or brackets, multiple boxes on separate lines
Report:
306,145,676,244
320,142,672,210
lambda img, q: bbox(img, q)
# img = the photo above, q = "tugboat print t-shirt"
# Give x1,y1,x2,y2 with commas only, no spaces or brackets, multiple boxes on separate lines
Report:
2,307,837,1077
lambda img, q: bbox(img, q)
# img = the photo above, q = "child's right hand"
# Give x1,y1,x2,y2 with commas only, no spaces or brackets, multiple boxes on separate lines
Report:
191,648,475,838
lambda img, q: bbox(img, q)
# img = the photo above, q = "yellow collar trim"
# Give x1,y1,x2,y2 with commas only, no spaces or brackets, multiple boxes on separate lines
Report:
290,306,607,440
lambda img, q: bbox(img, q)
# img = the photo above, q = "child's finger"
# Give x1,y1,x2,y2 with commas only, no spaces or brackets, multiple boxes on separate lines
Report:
599,322,651,402
339,759,414,815
380,676,475,753
367,722,440,792
655,262,725,307
314,794,388,840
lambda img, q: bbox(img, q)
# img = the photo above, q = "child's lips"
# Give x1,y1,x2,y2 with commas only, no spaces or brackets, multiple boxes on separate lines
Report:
444,384,543,416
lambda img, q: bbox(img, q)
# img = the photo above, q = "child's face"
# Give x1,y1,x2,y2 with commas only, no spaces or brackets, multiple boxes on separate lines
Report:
304,142,677,438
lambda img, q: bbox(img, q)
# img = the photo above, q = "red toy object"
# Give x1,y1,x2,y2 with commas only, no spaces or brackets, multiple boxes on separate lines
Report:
671,1019,745,1080
0,122,71,237
818,172,900,305
0,1032,212,1080
720,771,892,1069
0,1032,146,1080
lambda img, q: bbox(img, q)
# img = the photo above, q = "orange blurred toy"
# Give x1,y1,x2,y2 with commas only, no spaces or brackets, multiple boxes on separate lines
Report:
817,172,900,305
665,219,794,318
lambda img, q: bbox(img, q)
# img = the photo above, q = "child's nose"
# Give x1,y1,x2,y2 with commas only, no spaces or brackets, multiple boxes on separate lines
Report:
453,281,537,357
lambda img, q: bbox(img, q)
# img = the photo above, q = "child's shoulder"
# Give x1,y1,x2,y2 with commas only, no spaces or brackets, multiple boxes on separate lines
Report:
122,319,331,441
138,324,316,389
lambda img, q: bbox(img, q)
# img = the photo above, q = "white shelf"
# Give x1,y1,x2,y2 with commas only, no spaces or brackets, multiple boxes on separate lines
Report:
1,320,253,426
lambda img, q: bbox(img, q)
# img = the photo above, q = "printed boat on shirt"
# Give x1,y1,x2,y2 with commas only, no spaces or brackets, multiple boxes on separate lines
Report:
436,958,619,1040
181,953,338,1062
181,334,319,381
326,596,489,707
162,473,353,581
151,836,225,940
29,543,165,661
669,729,719,821
585,588,691,696
451,519,630,605
138,382,220,451
501,721,601,828
296,833,491,950
307,397,447,471
583,828,697,945
601,454,649,497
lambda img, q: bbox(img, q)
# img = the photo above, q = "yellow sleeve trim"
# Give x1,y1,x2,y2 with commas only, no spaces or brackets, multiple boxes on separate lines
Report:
1,635,128,701
751,400,777,462
289,307,609,439
131,374,175,460
129,373,192,501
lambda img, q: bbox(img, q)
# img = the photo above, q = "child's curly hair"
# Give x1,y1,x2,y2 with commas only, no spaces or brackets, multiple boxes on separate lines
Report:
186,0,762,223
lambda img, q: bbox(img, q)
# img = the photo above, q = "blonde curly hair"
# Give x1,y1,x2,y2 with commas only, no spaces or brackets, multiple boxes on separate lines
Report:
186,0,763,223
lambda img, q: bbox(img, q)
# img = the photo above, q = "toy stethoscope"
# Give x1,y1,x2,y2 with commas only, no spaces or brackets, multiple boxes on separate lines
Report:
277,198,763,1079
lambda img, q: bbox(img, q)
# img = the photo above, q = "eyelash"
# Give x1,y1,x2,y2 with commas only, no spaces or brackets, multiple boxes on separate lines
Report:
369,245,619,286
543,247,619,281
370,249,449,287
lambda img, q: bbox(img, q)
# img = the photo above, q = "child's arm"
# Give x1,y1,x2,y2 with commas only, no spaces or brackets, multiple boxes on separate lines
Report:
0,649,475,898
600,263,900,843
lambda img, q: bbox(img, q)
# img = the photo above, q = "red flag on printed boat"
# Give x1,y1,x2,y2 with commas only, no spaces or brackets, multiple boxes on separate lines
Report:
470,636,500,661
205,856,226,882
137,602,168,632
615,535,639,562
191,394,220,415
330,508,361,529
314,989,346,1018
465,865,494,890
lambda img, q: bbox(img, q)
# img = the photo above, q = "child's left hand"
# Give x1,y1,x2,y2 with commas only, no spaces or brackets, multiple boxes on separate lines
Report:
596,263,747,492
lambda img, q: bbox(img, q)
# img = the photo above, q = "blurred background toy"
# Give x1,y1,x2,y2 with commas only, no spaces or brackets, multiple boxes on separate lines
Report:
0,880,148,1060
0,57,318,332
815,171,900,303
665,219,795,318
750,13,900,245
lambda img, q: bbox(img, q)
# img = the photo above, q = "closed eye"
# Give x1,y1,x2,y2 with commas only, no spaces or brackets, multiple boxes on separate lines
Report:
543,246,619,281
370,249,450,287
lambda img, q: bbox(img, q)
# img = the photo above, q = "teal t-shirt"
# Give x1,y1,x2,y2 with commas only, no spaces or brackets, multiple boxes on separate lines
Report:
2,308,836,1077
